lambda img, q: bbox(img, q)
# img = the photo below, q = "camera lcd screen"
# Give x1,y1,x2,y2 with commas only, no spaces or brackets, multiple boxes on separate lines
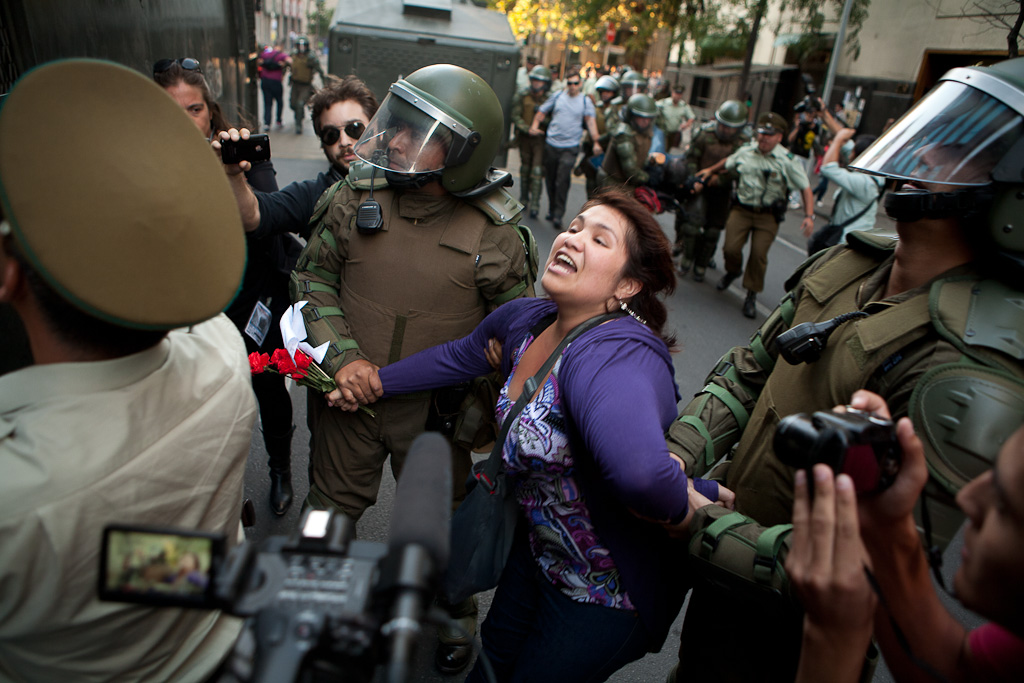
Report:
99,525,223,608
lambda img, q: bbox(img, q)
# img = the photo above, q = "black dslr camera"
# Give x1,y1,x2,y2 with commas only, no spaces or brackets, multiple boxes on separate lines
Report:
773,408,901,495
793,74,820,114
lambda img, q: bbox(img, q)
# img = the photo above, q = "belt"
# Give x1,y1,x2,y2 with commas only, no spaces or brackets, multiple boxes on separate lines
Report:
737,203,771,214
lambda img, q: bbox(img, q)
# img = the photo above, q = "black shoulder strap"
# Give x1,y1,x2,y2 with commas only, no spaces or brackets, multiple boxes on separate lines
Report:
830,178,885,231
477,311,624,488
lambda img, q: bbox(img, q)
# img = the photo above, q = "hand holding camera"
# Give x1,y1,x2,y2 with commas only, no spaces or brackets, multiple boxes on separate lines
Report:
213,128,272,171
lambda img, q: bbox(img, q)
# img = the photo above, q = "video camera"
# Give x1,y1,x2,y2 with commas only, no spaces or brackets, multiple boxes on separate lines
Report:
98,433,453,683
773,408,901,496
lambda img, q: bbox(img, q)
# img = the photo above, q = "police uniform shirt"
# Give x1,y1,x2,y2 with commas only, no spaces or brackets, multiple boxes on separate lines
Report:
725,141,810,208
657,99,695,131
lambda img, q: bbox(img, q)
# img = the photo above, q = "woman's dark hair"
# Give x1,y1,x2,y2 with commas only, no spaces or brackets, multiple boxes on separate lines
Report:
581,189,677,347
152,62,232,134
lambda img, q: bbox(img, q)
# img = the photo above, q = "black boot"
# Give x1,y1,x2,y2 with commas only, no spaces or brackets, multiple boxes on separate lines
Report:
717,271,740,291
264,426,295,516
435,595,478,674
743,291,757,319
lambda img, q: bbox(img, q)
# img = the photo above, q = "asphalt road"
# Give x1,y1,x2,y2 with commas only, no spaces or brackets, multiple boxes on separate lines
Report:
238,114,977,682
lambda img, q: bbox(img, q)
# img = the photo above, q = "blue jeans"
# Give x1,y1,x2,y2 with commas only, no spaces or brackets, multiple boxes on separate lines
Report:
465,532,651,683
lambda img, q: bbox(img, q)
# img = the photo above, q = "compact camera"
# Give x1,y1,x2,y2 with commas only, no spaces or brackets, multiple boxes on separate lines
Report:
773,408,901,495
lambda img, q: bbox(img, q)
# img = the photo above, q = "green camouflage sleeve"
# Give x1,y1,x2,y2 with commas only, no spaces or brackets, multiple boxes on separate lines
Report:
614,132,649,185
476,221,536,312
511,93,530,136
288,183,368,376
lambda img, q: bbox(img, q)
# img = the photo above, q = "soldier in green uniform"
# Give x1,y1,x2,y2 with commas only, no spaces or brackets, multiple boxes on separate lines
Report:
290,64,536,675
607,70,647,124
663,58,1024,683
577,74,619,198
599,93,659,190
656,84,696,152
676,100,750,282
701,111,814,318
510,65,551,219
289,36,324,134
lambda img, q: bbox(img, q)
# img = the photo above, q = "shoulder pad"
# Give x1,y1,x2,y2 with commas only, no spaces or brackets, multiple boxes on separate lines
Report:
846,231,898,256
345,161,390,190
782,248,832,291
466,186,524,225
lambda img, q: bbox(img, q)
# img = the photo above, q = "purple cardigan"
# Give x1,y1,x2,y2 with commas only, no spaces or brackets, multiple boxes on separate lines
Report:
378,298,715,646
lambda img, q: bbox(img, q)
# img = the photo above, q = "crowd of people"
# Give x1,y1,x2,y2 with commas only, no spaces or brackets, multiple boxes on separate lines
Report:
0,45,1022,683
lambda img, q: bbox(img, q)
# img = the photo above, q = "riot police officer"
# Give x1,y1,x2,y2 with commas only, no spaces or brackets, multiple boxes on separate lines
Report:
290,64,536,675
677,100,750,282
289,36,324,134
599,93,659,190
511,65,552,219
664,57,1024,683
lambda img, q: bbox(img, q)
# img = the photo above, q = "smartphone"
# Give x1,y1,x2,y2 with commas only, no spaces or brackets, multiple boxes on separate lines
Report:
98,525,225,608
220,134,271,164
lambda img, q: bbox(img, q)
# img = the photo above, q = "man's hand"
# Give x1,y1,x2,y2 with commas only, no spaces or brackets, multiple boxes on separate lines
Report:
327,360,382,410
212,128,254,175
592,140,603,155
787,465,877,683
800,215,816,238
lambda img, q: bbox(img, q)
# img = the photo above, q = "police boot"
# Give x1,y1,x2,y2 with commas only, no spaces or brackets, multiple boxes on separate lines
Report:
677,256,693,276
692,265,706,282
435,594,478,675
717,271,740,291
264,426,295,516
743,290,757,319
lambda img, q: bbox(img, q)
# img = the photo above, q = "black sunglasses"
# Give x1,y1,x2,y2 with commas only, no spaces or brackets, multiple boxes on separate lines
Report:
566,80,581,86
153,57,201,76
319,121,366,146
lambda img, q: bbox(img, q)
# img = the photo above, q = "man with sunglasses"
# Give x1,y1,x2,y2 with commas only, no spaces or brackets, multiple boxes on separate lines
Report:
219,74,377,240
529,68,602,230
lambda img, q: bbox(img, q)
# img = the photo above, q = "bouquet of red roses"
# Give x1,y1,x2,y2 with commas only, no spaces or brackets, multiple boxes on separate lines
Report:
249,348,335,393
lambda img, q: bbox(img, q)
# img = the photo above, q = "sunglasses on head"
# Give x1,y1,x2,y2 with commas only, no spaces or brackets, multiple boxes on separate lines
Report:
153,57,201,76
319,121,366,146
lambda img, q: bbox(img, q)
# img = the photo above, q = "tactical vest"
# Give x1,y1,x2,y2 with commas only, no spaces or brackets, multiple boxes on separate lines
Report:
602,123,652,186
291,54,316,84
295,169,534,371
518,90,545,130
725,235,1024,547
695,124,748,169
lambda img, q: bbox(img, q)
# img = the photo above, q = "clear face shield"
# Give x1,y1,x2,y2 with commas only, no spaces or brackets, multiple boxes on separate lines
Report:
850,73,1024,187
353,81,479,176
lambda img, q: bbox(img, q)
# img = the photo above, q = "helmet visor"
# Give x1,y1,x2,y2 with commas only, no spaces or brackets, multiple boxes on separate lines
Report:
353,89,457,174
850,79,1023,186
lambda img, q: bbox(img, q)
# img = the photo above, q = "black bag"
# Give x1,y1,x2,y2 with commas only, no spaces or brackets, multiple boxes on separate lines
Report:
442,311,623,603
806,183,885,255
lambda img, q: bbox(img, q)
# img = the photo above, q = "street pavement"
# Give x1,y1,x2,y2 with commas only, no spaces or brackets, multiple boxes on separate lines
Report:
239,87,977,681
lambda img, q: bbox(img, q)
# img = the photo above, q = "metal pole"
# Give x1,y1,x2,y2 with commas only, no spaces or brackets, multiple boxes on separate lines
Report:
821,0,855,105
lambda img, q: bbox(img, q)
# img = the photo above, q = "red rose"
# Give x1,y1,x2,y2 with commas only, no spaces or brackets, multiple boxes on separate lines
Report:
294,351,313,371
249,352,270,374
270,348,296,375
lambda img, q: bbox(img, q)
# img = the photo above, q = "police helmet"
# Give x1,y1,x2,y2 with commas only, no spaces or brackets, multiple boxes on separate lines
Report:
296,37,310,52
353,64,503,193
624,94,657,128
850,57,1024,276
528,65,552,84
715,100,748,128
595,75,620,95
620,71,647,99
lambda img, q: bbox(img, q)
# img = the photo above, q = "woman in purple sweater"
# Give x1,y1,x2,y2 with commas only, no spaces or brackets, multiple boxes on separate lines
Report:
330,190,730,681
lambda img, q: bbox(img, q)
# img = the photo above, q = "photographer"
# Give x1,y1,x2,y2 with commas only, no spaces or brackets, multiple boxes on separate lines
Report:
788,391,1024,683
805,99,883,254
662,57,1024,683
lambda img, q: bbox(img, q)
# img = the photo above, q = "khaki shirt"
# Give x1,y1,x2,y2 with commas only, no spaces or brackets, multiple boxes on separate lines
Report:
656,99,695,132
0,315,254,682
725,141,809,208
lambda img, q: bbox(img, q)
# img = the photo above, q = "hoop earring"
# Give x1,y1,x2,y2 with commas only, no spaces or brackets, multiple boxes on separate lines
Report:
618,299,647,325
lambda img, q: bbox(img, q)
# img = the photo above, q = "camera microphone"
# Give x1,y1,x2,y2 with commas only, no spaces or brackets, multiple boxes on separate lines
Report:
381,432,452,683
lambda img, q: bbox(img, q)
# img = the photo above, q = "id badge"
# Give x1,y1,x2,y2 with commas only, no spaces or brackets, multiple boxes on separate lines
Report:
244,301,273,347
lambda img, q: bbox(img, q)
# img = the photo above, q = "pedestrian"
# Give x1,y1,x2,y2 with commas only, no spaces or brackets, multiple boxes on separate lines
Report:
347,190,731,683
663,57,1024,683
656,85,696,152
676,100,751,281
511,65,553,220
258,43,289,131
700,111,814,318
288,36,324,134
529,72,602,230
0,58,255,682
154,57,299,515
291,64,536,675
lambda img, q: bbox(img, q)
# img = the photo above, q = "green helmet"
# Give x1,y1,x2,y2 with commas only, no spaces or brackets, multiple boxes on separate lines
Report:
715,100,748,128
353,64,502,193
528,65,552,83
594,75,619,94
850,57,1024,278
620,71,647,99
624,94,657,128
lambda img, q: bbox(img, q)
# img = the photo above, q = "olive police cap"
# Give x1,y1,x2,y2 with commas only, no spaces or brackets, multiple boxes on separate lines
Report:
0,59,245,330
756,112,788,136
